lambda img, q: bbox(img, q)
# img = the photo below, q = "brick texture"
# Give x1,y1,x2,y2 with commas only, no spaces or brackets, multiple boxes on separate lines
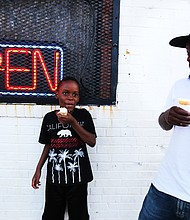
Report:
1,0,190,219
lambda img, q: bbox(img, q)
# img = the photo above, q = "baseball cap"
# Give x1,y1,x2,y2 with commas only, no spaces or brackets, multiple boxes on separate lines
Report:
169,34,190,48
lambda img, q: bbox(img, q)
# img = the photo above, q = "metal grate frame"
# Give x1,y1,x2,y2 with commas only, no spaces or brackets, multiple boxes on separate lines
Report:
0,0,120,105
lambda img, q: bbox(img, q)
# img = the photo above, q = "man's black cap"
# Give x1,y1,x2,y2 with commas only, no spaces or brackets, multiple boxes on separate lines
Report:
169,34,190,48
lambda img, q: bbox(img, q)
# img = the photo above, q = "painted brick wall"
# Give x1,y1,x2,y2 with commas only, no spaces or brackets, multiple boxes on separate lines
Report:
1,0,190,219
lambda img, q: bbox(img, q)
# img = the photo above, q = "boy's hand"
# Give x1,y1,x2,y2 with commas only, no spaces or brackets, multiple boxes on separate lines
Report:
32,170,41,189
56,111,75,125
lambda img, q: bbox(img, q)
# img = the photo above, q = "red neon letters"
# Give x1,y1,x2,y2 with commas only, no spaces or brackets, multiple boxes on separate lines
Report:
0,48,60,91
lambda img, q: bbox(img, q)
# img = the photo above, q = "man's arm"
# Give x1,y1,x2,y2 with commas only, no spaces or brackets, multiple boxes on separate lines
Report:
158,109,173,131
158,106,190,130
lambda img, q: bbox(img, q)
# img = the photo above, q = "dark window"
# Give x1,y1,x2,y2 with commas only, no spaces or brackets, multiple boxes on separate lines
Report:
0,0,120,105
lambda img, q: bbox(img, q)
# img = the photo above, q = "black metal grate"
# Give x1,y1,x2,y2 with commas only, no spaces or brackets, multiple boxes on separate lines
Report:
0,0,120,105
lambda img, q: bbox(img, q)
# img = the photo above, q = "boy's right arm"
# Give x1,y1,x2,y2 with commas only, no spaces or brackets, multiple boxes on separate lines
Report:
32,144,50,189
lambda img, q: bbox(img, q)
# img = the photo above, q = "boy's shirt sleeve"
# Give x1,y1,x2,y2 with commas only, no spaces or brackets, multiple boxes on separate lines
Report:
83,109,97,137
38,113,51,144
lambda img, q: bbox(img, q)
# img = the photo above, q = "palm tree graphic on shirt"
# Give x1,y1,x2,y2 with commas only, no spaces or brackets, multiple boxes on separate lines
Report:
49,149,57,183
67,161,78,183
48,148,85,184
58,149,72,184
73,148,84,182
54,164,63,184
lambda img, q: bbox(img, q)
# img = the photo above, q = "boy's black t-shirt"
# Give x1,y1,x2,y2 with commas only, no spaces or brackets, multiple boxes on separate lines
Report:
39,108,96,185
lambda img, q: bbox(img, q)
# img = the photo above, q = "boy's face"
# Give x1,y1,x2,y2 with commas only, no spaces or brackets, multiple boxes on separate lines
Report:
56,80,80,113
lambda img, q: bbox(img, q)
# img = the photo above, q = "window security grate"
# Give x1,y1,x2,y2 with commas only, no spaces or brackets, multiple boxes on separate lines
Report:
0,0,120,105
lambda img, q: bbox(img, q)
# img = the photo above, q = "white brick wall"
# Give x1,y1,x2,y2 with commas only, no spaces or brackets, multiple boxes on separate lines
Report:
1,0,190,219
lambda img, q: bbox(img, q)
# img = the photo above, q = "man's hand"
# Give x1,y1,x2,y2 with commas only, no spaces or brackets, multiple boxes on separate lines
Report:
167,106,190,127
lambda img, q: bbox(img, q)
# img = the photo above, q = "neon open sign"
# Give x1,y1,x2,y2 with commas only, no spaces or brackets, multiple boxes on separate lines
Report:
0,43,64,104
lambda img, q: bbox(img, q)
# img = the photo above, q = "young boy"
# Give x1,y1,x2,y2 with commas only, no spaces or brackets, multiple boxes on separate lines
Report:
32,76,96,220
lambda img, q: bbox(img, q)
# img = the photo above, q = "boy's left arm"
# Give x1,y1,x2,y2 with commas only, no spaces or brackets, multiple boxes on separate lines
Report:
57,112,96,147
71,118,96,147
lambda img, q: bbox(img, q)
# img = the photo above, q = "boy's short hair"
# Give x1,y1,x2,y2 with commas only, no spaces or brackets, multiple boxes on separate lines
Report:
57,76,80,91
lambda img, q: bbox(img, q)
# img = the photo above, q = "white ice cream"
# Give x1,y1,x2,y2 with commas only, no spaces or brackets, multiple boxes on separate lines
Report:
58,107,68,115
